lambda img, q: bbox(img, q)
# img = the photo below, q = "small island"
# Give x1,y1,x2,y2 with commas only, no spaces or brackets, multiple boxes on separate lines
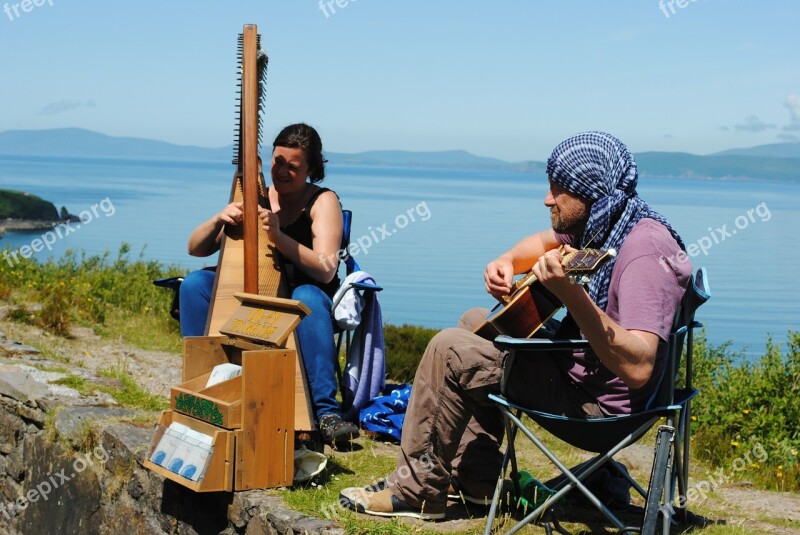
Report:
0,189,76,236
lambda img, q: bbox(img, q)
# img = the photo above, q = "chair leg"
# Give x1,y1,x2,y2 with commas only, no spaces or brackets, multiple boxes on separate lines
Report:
680,400,693,523
665,410,691,527
484,411,518,535
334,331,346,394
504,410,634,533
641,425,675,535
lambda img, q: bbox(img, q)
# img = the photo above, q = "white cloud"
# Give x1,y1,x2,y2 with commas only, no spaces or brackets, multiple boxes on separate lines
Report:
38,99,96,116
782,93,800,135
784,93,800,121
734,115,776,133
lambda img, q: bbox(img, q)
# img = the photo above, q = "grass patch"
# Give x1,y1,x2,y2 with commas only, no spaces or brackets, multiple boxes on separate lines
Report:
0,243,186,351
6,304,36,325
50,374,90,394
50,370,168,411
43,406,62,444
383,324,437,383
690,332,800,491
97,366,169,411
94,307,182,353
30,362,70,374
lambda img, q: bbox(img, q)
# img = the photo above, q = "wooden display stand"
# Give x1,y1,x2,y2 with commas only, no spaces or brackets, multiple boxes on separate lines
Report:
144,293,309,492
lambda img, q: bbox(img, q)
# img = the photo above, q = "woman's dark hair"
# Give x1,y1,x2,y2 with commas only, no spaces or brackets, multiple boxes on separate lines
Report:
272,123,326,183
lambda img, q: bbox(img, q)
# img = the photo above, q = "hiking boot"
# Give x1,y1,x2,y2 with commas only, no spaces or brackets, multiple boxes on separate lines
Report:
339,486,445,520
319,413,359,447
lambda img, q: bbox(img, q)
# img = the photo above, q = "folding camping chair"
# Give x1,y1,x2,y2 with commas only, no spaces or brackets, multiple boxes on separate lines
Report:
483,267,710,535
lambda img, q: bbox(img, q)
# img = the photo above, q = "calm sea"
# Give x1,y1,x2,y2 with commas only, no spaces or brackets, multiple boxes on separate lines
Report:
1,154,798,359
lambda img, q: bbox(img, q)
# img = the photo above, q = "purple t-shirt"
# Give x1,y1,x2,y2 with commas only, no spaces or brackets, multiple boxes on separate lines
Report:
557,219,692,415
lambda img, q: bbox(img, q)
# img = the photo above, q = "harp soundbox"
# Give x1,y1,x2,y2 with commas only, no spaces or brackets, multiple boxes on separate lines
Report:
205,24,315,432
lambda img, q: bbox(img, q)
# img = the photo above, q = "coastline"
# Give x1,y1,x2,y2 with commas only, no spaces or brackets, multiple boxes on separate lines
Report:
0,218,71,237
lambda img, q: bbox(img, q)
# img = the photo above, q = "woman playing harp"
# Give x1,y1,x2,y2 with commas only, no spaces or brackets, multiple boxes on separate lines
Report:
180,123,360,447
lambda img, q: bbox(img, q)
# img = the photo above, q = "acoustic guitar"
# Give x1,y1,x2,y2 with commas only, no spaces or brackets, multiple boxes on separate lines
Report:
473,247,616,340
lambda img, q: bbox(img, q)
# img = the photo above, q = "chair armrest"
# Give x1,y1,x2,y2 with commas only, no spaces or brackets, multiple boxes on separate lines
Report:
152,276,184,290
493,335,591,352
496,336,591,396
350,282,383,292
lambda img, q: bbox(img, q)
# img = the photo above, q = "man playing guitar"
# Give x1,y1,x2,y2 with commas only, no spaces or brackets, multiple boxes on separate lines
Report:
341,131,692,520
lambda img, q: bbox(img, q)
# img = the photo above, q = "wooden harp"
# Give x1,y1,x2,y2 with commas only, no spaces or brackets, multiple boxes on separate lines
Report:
205,24,314,431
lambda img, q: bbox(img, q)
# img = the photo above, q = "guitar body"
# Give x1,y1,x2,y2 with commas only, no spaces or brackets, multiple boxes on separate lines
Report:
474,281,562,339
473,247,616,341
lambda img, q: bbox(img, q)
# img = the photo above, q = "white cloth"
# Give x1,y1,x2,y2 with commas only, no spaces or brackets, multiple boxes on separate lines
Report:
332,271,368,330
293,446,327,482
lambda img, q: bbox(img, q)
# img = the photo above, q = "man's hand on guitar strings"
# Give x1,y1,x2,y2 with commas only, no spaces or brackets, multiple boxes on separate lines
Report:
484,257,515,301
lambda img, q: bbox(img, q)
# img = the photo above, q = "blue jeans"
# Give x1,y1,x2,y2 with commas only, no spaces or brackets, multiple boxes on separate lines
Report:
292,284,341,419
179,270,341,420
179,267,216,337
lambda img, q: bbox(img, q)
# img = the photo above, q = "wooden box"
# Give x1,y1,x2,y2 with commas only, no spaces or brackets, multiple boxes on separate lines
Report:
145,293,308,491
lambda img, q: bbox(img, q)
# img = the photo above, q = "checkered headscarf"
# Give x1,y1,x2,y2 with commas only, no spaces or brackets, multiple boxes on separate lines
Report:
546,131,685,311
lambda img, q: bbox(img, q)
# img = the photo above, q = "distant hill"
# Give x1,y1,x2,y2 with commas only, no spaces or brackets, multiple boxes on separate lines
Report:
326,149,546,173
714,142,800,159
0,128,232,162
0,128,798,181
635,151,800,181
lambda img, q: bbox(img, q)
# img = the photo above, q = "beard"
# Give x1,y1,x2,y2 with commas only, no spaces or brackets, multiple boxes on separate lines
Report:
550,208,587,235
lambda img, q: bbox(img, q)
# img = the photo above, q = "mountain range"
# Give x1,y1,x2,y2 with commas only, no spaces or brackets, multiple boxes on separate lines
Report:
1,128,799,181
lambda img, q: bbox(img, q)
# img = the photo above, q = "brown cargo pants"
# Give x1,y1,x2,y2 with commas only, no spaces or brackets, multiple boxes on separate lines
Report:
387,308,601,514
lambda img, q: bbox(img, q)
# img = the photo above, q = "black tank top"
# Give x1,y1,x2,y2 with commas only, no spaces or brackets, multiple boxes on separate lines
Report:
262,186,341,298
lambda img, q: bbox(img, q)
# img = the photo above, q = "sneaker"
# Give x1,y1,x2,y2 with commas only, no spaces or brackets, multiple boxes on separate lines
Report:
339,486,445,520
319,413,359,447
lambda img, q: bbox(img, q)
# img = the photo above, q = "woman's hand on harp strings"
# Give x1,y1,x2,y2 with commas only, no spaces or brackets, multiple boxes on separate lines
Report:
188,201,245,256
258,206,282,243
216,202,245,227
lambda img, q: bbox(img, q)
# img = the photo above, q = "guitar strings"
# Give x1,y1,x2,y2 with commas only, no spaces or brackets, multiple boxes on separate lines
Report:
562,228,605,281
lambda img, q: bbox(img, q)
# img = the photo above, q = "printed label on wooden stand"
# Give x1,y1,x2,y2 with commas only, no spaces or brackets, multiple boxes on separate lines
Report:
219,292,310,346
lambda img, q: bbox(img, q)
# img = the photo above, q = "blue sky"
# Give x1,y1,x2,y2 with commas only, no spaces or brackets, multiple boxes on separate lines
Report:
1,1,798,162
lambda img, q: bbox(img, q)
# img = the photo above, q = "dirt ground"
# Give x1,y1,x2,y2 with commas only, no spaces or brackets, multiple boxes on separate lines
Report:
2,315,799,534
